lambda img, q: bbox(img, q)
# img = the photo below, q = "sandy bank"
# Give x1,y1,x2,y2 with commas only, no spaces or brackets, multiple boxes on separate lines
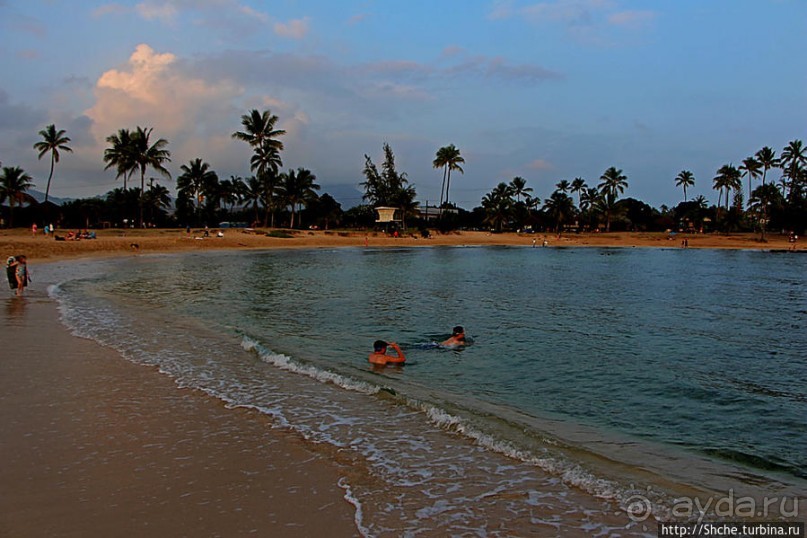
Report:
0,292,358,537
0,227,799,264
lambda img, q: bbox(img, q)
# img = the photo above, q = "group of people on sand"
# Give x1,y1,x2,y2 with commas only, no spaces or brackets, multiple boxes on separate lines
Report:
6,255,31,296
369,326,467,366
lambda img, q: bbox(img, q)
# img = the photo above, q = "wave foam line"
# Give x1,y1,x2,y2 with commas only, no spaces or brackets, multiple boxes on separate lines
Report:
416,402,625,503
338,477,372,538
241,336,380,396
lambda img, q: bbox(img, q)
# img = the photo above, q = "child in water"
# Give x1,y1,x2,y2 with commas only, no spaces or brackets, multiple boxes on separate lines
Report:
368,340,406,366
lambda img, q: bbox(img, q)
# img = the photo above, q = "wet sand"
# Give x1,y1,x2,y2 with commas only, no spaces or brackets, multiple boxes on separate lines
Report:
0,292,358,537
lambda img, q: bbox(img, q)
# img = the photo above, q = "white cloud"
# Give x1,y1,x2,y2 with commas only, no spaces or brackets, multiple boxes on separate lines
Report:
135,2,179,23
85,44,244,168
274,17,310,39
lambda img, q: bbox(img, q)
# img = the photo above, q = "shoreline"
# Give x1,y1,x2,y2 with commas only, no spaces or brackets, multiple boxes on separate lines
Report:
1,228,801,264
0,289,359,537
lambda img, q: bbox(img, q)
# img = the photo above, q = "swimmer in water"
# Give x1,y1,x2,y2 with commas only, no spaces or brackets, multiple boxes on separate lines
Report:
441,326,467,348
368,340,406,366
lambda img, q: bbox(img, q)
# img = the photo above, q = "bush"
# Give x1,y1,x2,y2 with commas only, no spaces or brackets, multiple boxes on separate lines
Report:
266,230,294,238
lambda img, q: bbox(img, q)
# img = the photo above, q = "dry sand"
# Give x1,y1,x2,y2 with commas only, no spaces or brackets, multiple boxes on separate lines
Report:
0,294,358,537
0,226,800,263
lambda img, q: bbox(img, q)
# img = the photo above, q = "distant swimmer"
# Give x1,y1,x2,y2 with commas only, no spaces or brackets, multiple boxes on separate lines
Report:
368,340,406,366
441,326,467,348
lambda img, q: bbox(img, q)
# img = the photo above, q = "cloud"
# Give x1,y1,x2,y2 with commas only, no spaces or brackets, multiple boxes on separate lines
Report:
364,53,562,85
441,45,466,58
17,49,39,60
96,0,273,38
274,17,310,39
607,10,656,28
85,44,243,157
527,159,553,171
0,89,46,132
491,0,656,44
135,2,179,23
92,3,129,18
488,0,515,20
348,13,368,25
450,55,563,83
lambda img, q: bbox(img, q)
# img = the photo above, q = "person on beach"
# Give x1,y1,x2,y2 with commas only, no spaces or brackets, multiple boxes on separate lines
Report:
441,326,467,348
368,340,406,366
8,255,30,296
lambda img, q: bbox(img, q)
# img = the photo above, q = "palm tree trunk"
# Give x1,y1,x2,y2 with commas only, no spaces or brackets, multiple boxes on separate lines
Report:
445,168,452,207
139,167,146,228
438,166,447,218
45,154,55,205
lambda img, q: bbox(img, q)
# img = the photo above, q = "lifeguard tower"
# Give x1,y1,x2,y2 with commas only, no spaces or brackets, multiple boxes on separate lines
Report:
374,206,401,232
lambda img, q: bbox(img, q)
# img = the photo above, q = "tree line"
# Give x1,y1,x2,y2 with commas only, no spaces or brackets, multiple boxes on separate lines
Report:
1,110,805,236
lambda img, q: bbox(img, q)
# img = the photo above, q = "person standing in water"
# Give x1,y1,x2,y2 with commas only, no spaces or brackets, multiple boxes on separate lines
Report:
8,255,30,296
368,340,406,366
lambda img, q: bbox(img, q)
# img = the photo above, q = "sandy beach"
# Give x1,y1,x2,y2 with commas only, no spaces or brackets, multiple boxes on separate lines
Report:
0,292,358,537
0,227,801,264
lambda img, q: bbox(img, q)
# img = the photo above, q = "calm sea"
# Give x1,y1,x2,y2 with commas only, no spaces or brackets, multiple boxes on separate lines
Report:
45,246,807,536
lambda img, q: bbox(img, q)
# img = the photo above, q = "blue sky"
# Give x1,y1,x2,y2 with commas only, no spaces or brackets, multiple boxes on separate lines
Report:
1,0,804,209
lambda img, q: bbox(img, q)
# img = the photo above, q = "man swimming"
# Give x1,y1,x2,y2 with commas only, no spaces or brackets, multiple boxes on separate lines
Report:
441,326,466,348
368,340,406,366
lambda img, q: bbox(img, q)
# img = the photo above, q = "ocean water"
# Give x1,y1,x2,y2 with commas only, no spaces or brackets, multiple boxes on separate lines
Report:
46,246,806,535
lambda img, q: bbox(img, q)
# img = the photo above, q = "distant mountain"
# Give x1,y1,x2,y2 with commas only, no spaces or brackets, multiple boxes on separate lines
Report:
27,189,72,206
321,184,364,209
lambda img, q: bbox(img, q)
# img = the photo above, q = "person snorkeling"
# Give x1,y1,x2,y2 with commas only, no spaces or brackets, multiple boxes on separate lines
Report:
368,340,406,366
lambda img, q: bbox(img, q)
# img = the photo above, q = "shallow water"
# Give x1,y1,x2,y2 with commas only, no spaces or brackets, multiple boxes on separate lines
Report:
44,246,807,535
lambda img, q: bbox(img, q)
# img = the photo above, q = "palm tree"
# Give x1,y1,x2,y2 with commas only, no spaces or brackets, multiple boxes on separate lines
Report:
738,157,761,201
33,124,72,206
597,167,628,232
555,179,571,193
481,182,513,232
543,191,576,235
131,126,171,227
0,166,35,228
432,144,464,216
712,164,741,221
755,146,778,186
278,168,320,228
570,177,587,209
748,183,783,241
675,170,695,202
241,176,265,226
509,176,532,203
143,179,172,225
219,175,245,214
103,128,137,190
232,109,286,152
233,109,286,227
177,158,218,224
780,139,806,201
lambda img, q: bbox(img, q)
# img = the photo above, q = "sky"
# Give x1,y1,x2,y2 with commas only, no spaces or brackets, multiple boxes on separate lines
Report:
0,0,805,210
